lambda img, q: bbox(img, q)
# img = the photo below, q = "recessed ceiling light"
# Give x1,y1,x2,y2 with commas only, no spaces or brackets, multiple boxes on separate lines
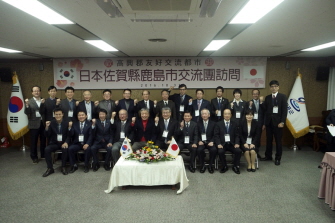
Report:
204,40,230,51
302,41,335,51
85,40,118,51
0,47,22,53
148,39,167,42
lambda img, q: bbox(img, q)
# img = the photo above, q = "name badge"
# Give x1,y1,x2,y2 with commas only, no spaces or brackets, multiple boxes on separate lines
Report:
87,114,91,120
236,111,241,119
246,137,252,144
36,111,41,118
254,113,258,120
184,136,190,144
120,131,125,139
195,110,200,117
273,106,278,113
162,130,168,138
224,134,230,142
217,110,221,117
68,110,73,117
57,134,62,142
201,133,207,141
79,134,84,142
179,105,184,112
53,113,55,118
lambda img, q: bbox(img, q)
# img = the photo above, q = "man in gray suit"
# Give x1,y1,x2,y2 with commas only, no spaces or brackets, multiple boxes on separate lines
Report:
95,89,116,120
24,85,46,164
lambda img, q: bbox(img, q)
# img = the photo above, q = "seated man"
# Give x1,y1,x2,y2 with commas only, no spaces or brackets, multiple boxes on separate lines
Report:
197,109,217,174
111,109,134,164
43,108,71,177
215,109,242,174
155,107,178,151
176,111,198,173
68,110,93,173
131,108,156,151
91,109,113,171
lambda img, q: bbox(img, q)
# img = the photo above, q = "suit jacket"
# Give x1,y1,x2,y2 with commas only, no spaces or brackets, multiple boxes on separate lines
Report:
59,98,78,122
210,97,229,122
92,119,113,144
326,109,335,126
176,120,198,145
214,120,239,146
155,118,178,143
169,93,192,121
132,118,156,142
189,99,211,122
116,99,136,121
24,97,43,129
155,100,177,120
45,119,70,145
77,101,96,120
136,100,156,120
262,93,287,126
197,119,216,144
239,119,261,147
69,120,93,146
97,99,116,120
39,97,59,122
230,100,248,125
111,120,134,143
248,99,265,127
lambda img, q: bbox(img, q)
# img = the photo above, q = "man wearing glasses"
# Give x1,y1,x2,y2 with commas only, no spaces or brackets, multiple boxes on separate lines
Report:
260,80,287,166
168,84,192,122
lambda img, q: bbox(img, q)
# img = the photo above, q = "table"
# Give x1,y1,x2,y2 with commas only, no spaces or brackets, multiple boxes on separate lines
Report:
104,155,189,194
318,152,335,210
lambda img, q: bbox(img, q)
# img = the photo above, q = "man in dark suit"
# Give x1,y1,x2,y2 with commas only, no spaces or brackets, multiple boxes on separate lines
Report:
168,84,192,122
261,80,287,165
24,85,46,163
68,111,93,173
116,89,136,122
136,90,155,120
197,109,216,174
132,108,156,151
248,89,265,130
59,86,78,122
90,109,114,171
188,89,211,123
77,90,96,121
39,85,60,123
95,89,116,120
176,111,198,173
211,86,229,122
111,109,135,164
42,108,71,177
155,107,178,151
215,109,242,174
155,89,177,120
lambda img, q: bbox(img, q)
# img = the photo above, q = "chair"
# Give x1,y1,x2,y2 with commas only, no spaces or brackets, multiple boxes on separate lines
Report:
98,148,113,167
52,150,62,164
313,126,328,151
220,151,259,169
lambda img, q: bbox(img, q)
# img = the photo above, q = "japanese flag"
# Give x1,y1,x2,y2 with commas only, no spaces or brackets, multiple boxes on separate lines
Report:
166,137,180,158
120,137,133,158
243,66,265,79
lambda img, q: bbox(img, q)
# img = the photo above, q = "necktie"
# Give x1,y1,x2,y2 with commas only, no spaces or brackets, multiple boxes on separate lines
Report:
58,123,61,133
102,121,105,130
185,122,189,135
121,121,125,132
255,100,259,112
165,120,168,130
198,100,201,110
107,101,111,111
204,122,207,132
125,101,129,111
80,122,84,133
218,99,221,109
180,95,184,104
164,101,168,106
145,101,148,108
272,94,276,106
226,122,229,133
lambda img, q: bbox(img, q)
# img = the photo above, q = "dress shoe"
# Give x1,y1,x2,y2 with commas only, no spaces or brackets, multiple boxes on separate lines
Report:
33,159,39,164
275,159,281,165
93,163,100,172
61,167,68,175
104,164,111,171
251,168,256,172
232,166,240,174
200,165,206,173
84,166,89,173
260,157,273,161
188,165,195,173
247,168,251,172
220,166,229,173
69,165,78,173
208,166,214,174
42,168,54,177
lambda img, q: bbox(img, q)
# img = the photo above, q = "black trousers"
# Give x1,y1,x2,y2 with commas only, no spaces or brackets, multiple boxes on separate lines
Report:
197,143,217,167
29,122,46,160
91,141,112,166
218,143,242,167
265,122,283,159
178,143,197,167
68,144,91,166
45,144,68,169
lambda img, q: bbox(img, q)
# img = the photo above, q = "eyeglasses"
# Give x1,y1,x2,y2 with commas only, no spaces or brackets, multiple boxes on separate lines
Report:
270,85,279,88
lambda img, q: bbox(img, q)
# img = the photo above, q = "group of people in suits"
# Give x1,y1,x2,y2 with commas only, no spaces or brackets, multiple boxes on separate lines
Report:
24,80,287,177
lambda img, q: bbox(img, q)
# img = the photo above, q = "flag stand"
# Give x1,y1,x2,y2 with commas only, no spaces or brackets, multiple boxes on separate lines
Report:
290,138,300,151
19,136,29,151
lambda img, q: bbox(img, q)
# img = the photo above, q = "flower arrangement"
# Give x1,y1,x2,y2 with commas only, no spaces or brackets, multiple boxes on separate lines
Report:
126,141,174,163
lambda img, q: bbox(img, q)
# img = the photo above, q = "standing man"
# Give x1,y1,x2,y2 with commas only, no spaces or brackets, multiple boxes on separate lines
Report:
95,89,116,120
77,90,96,121
59,86,78,122
155,107,178,151
215,109,241,174
155,89,177,120
211,86,229,122
136,90,155,120
261,80,287,165
25,85,46,163
39,85,60,123
116,89,137,122
176,111,198,173
188,89,211,123
168,84,192,122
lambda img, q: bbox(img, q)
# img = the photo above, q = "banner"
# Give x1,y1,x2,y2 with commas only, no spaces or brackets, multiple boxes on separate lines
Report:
286,71,309,138
7,73,29,140
53,57,267,89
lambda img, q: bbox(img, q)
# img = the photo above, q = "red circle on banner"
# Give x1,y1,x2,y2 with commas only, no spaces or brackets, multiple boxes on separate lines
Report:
171,144,178,151
250,69,257,76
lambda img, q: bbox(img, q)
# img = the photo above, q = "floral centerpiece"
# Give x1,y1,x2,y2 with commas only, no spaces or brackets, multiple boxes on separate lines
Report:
126,141,174,163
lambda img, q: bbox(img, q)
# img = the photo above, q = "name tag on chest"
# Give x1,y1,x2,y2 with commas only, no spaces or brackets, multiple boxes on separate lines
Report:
79,134,84,142
217,110,221,117
201,133,207,141
225,134,230,142
35,111,41,118
68,110,73,117
236,111,241,119
254,113,258,120
184,136,190,144
273,106,278,113
162,130,168,138
246,137,252,144
195,110,200,117
179,105,184,112
120,131,125,138
57,134,62,142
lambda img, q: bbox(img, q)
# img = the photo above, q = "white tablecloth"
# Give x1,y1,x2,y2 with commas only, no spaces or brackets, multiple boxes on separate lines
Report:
104,155,189,194
318,152,335,210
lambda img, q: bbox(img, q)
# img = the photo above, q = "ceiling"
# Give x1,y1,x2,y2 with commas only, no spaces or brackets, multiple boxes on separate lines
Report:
0,0,335,60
